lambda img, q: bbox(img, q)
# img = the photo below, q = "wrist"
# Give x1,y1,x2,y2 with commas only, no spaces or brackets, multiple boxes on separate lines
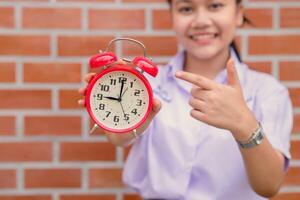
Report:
236,122,264,149
231,114,258,141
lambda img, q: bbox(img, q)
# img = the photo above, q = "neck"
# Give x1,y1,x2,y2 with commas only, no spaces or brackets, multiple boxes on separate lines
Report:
184,49,230,80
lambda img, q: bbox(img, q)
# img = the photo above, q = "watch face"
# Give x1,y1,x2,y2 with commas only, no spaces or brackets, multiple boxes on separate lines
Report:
87,67,152,133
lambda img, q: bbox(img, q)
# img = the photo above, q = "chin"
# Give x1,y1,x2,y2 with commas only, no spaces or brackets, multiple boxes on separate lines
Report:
187,47,221,61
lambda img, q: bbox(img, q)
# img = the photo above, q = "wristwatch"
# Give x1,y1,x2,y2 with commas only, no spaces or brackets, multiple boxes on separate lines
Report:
236,123,264,149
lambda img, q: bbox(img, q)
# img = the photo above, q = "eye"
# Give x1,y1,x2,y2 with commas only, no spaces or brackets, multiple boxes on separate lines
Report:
208,3,224,11
177,5,194,14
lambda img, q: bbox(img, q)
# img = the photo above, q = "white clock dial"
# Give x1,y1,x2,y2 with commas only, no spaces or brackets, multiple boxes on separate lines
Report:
89,70,150,131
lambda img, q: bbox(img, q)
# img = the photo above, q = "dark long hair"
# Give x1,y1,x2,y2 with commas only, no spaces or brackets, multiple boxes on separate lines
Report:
166,0,250,62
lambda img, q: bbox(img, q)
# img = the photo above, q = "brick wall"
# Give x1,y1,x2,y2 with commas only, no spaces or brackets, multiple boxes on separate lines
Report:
0,0,299,200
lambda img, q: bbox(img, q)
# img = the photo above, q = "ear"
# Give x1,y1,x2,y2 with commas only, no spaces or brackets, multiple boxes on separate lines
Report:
236,4,244,27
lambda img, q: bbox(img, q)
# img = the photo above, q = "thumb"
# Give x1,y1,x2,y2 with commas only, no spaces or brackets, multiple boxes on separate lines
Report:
149,98,162,118
136,98,161,134
145,98,162,125
226,58,241,88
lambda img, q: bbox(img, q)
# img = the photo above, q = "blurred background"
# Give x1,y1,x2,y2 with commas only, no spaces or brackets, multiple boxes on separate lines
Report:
0,0,299,199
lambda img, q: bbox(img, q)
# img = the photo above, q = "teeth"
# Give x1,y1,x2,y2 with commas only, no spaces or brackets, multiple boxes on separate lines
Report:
190,34,215,40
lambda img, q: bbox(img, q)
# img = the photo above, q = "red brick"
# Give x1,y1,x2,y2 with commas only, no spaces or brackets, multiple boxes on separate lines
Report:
123,194,142,200
58,36,114,56
243,8,273,28
291,141,300,160
0,35,50,56
249,35,300,55
246,61,272,74
89,168,123,188
25,169,81,188
0,116,15,135
0,170,16,188
23,8,81,29
0,196,51,200
271,193,300,200
152,9,172,30
281,8,300,28
89,120,106,135
60,195,115,200
122,36,177,56
60,142,116,161
0,90,51,109
24,63,81,83
89,9,145,30
25,116,81,136
0,7,14,28
0,63,15,82
288,88,300,107
59,89,82,109
293,114,300,133
123,146,131,161
0,142,52,162
284,167,300,185
279,62,300,81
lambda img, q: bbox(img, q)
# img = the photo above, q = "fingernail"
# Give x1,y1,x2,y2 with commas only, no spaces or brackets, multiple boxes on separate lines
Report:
175,71,182,77
228,58,234,65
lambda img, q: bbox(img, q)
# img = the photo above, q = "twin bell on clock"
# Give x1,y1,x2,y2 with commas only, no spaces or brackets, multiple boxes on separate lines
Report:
85,38,158,134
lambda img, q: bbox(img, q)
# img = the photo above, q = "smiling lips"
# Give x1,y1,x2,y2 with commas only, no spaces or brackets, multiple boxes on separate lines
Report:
189,33,217,44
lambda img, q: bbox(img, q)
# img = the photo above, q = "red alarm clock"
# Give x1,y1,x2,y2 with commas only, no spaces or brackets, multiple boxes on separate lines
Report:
85,38,158,134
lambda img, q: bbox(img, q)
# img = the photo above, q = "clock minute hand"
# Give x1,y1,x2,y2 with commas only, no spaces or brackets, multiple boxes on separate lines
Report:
119,80,124,100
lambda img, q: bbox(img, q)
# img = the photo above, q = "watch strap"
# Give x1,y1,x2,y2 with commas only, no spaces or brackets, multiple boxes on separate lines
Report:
236,123,264,149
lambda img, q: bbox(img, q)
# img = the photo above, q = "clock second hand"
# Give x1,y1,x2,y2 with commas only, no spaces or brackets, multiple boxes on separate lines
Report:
120,87,128,100
119,101,127,119
119,87,129,121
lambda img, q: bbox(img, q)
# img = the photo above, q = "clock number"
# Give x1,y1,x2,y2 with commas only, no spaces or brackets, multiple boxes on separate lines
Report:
131,108,137,115
97,94,103,100
110,79,117,86
134,90,140,97
99,104,105,110
137,99,142,106
106,111,111,118
114,116,120,122
101,85,110,92
130,82,134,88
124,114,129,121
119,77,127,83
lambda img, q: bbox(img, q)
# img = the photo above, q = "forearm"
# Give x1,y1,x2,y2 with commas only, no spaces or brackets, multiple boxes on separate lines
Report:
233,117,286,197
239,137,285,197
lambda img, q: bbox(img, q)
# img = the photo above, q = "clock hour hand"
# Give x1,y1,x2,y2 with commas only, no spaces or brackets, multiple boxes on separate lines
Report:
104,96,119,101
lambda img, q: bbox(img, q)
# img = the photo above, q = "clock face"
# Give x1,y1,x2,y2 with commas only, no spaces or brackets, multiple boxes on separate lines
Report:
87,67,152,133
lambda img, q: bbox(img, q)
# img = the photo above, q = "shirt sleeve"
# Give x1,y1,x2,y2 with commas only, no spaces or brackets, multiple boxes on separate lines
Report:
259,86,293,161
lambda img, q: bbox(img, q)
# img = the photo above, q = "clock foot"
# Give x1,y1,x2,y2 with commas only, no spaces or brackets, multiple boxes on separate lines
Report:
90,124,99,134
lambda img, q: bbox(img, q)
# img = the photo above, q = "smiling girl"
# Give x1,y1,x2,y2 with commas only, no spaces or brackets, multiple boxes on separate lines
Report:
79,0,292,199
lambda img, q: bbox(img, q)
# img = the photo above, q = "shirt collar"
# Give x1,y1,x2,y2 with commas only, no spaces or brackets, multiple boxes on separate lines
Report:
166,48,248,88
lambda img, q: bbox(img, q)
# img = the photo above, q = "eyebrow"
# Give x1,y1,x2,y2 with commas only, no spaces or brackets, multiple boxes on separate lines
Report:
174,0,192,3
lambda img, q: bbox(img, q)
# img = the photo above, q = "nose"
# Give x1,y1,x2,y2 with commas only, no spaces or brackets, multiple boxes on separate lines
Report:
191,8,212,28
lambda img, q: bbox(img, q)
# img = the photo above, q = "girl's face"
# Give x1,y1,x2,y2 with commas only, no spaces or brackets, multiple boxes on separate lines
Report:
171,0,243,61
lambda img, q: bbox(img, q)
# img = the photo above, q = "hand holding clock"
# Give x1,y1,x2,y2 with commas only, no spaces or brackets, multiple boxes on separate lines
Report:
78,60,161,146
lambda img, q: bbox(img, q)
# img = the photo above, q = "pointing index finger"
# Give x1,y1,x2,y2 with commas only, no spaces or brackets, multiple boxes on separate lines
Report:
175,71,215,90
